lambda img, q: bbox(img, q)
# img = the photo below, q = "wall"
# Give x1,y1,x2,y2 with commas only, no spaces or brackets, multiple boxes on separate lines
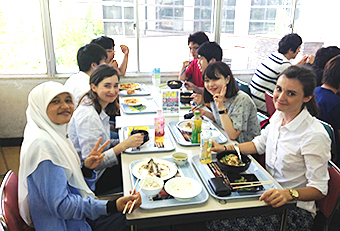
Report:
0,71,253,141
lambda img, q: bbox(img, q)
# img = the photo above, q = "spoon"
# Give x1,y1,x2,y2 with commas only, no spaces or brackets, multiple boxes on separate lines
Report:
233,143,245,166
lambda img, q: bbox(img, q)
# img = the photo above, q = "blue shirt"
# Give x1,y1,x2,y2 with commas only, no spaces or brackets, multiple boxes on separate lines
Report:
315,86,340,147
27,160,107,231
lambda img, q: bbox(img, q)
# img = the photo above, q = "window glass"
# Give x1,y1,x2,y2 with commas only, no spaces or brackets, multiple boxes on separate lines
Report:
0,0,46,74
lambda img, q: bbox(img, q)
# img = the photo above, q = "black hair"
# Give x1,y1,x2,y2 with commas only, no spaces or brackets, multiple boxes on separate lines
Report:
314,46,340,69
77,43,107,72
322,55,340,89
79,64,119,115
197,42,223,63
91,36,115,50
203,61,239,103
278,33,302,54
188,31,209,46
279,65,318,116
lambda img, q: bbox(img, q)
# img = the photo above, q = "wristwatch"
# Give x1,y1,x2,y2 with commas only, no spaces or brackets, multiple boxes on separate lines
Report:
289,189,299,201
218,108,227,114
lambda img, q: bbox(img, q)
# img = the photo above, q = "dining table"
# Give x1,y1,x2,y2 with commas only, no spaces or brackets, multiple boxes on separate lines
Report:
116,84,296,231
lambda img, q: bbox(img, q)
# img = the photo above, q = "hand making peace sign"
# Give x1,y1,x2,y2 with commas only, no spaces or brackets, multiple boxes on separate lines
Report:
213,85,227,110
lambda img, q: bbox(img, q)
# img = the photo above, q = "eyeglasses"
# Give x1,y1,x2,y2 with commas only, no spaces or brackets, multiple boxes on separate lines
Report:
189,46,199,51
106,49,116,53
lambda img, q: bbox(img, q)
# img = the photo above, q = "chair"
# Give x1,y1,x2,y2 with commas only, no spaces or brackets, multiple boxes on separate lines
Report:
318,119,337,164
0,170,34,231
265,91,276,116
0,145,9,178
235,78,251,96
315,161,340,231
257,111,268,123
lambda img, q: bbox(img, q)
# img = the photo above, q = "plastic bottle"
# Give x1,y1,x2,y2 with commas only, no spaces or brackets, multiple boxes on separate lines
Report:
200,123,212,164
152,68,161,86
154,110,165,143
191,111,202,143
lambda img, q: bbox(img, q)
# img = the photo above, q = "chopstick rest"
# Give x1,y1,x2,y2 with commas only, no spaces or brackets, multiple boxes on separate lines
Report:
208,177,231,197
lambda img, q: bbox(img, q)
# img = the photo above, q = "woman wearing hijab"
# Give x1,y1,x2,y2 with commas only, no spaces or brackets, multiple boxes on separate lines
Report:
18,81,141,231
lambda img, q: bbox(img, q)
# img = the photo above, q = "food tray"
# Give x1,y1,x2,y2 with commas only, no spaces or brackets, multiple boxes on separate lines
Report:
168,120,228,146
119,83,151,96
191,154,278,201
121,97,159,114
129,156,209,209
122,125,176,154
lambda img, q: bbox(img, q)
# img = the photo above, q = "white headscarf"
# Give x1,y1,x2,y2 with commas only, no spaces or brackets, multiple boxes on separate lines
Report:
18,81,95,227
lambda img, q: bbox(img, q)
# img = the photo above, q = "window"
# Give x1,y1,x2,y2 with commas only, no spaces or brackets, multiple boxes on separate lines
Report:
0,0,46,74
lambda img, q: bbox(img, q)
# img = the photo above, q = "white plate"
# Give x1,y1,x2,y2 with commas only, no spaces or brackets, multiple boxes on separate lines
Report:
164,177,202,201
176,119,210,133
119,89,141,95
132,158,177,181
122,97,147,106
119,83,141,90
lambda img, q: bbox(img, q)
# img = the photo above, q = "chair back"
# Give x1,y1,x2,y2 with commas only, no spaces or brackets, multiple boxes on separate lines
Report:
265,91,276,116
0,170,34,231
235,78,251,96
317,161,340,230
318,119,337,164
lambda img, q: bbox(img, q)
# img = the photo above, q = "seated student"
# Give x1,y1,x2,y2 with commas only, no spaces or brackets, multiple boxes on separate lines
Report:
315,55,340,164
209,65,331,231
18,81,141,231
303,46,340,86
91,36,129,76
191,41,223,106
179,31,209,93
64,43,107,106
69,64,144,195
193,61,260,143
249,33,310,115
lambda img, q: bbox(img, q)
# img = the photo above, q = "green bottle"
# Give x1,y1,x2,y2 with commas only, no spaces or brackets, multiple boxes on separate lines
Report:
191,111,202,143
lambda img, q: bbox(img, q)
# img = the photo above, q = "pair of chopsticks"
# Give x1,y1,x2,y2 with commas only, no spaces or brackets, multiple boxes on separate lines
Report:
231,181,272,190
123,163,151,214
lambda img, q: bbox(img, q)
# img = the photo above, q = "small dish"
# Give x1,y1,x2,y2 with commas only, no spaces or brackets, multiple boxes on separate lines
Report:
164,177,202,201
139,176,164,197
227,173,265,192
210,130,220,140
172,152,188,166
176,119,210,133
119,83,141,90
180,92,192,104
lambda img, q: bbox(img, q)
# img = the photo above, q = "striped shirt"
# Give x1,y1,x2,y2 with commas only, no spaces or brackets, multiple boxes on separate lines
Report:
249,52,291,114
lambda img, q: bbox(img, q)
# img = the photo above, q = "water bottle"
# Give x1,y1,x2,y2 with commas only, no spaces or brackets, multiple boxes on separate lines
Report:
191,111,202,143
200,123,212,164
154,110,165,143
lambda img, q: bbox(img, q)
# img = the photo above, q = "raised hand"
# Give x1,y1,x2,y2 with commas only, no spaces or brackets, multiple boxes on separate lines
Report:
120,45,129,56
84,137,110,169
213,85,227,110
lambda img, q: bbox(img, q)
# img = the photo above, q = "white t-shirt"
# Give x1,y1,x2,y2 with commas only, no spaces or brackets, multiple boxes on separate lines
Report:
64,71,90,106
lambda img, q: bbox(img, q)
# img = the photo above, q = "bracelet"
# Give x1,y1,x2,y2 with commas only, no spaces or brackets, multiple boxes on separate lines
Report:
218,108,227,114
224,145,227,150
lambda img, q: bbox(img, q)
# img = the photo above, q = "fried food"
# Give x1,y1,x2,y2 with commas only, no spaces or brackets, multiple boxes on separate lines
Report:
124,98,139,104
120,83,140,90
127,89,135,95
220,154,240,166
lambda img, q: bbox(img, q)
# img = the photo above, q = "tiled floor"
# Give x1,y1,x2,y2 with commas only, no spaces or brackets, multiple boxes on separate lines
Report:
0,146,20,183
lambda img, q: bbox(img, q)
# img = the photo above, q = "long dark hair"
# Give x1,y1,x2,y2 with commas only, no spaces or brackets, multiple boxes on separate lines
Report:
79,64,119,115
280,65,318,116
203,61,239,103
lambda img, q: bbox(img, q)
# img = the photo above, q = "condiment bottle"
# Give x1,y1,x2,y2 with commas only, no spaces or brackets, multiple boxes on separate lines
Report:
200,123,212,164
154,110,165,143
191,111,202,143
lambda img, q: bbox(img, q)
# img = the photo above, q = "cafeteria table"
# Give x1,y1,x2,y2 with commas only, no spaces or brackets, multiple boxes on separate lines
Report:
117,84,296,231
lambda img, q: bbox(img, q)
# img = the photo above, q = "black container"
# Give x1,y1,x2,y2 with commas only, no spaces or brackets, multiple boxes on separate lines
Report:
180,92,192,104
216,150,251,174
130,130,149,145
167,80,183,89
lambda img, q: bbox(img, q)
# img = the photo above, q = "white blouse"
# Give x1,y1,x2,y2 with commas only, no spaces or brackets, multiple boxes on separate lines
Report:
253,108,331,215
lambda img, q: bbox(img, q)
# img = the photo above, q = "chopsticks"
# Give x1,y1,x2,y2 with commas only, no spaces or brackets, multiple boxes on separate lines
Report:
123,161,151,214
231,181,273,190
